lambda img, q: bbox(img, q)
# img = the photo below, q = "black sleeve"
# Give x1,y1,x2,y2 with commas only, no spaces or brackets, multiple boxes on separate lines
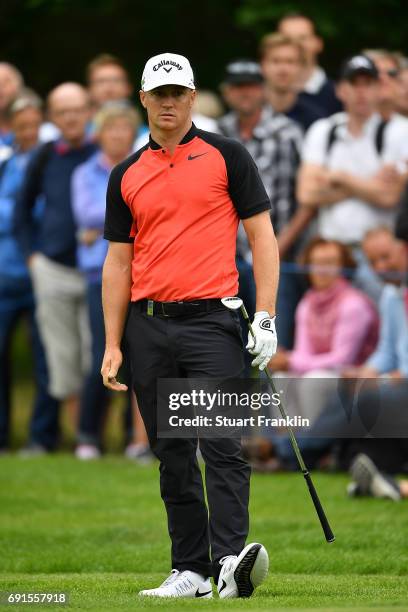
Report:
13,143,51,259
104,162,134,242
396,186,408,243
223,140,271,219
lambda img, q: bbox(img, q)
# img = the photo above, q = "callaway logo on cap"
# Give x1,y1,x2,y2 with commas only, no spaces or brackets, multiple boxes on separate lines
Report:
141,52,195,92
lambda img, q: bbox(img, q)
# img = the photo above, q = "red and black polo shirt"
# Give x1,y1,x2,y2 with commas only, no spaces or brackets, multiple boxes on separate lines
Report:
104,123,270,301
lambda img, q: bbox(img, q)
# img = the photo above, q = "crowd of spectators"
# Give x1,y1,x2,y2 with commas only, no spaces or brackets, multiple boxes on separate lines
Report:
0,13,407,498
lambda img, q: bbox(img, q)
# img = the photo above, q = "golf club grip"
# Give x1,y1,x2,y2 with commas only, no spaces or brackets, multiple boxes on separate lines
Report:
303,471,335,543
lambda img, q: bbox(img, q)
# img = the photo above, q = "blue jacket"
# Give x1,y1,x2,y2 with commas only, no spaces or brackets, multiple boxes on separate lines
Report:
366,284,408,376
0,150,40,279
14,140,97,268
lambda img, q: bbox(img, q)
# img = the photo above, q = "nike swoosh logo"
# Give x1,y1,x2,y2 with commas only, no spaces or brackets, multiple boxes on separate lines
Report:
218,579,227,593
187,153,208,160
195,588,212,598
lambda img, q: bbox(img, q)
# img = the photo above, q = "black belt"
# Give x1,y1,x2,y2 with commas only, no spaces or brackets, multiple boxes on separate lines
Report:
133,298,225,317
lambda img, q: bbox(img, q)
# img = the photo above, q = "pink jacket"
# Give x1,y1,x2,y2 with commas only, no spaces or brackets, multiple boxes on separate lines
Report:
288,279,378,374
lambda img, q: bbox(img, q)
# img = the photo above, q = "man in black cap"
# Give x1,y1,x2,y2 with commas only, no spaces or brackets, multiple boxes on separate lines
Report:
218,60,265,142
297,54,408,302
218,59,308,350
218,60,303,221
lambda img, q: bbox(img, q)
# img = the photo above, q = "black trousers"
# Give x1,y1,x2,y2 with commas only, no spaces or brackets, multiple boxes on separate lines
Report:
125,304,250,579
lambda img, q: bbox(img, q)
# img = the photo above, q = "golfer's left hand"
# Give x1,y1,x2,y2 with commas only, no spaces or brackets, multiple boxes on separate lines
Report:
246,311,277,371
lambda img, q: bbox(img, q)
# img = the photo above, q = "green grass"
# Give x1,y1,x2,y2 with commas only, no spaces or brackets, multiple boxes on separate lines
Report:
9,379,129,452
0,456,407,610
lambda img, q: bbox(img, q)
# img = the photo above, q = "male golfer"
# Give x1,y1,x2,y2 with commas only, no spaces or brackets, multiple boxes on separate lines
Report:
101,52,279,599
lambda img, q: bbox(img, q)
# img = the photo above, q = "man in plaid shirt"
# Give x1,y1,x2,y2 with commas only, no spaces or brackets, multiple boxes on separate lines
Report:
219,59,311,349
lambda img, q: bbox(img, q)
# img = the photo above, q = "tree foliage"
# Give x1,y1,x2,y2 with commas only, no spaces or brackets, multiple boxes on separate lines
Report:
236,0,407,74
0,0,406,98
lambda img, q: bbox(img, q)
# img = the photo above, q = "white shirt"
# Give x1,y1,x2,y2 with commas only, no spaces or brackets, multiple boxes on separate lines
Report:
303,66,327,95
302,112,408,243
39,121,60,143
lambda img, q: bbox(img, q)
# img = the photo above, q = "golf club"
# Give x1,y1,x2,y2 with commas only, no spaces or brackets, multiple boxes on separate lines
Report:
221,296,335,544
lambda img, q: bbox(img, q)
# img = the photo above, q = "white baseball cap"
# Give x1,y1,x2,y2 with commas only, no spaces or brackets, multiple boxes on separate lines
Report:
141,52,195,92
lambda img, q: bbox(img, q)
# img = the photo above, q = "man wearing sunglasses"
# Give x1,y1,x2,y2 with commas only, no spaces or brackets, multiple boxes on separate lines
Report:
297,55,408,302
363,49,404,122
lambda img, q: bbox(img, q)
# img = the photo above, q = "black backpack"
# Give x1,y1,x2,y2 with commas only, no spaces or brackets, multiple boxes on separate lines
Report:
325,118,388,157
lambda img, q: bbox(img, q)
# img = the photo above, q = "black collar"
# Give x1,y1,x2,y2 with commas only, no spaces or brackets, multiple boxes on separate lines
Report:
149,123,198,150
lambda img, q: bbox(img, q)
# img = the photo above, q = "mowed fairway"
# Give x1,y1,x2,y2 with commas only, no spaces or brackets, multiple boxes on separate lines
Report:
0,456,407,610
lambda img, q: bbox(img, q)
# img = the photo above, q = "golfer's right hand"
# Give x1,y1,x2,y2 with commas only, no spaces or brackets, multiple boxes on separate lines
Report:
246,311,278,371
101,347,128,391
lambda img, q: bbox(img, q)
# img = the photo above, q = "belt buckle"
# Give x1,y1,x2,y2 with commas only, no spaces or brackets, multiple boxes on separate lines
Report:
161,302,175,317
147,300,154,316
161,301,185,317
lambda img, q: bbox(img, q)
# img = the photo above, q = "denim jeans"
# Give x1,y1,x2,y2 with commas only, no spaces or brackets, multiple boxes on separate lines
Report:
77,281,110,446
0,274,59,449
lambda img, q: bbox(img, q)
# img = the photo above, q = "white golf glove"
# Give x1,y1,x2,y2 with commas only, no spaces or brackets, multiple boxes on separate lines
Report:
246,311,278,371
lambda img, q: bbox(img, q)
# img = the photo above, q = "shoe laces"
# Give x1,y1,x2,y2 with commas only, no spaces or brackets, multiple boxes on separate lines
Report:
160,569,179,588
219,555,237,574
169,572,196,596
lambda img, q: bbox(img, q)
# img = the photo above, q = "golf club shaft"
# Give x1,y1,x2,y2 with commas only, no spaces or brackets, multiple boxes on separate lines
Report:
240,304,335,543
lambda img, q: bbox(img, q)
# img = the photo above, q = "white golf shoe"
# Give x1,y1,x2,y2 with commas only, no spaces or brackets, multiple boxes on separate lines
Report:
138,569,212,598
217,542,269,599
